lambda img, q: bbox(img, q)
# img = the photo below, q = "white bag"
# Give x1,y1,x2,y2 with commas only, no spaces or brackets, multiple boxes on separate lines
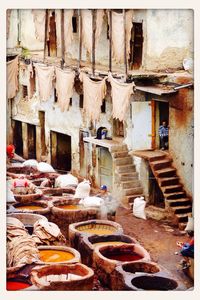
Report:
37,162,55,173
185,216,194,232
133,196,146,220
7,189,16,203
55,174,78,188
22,159,38,168
74,179,91,198
79,196,104,207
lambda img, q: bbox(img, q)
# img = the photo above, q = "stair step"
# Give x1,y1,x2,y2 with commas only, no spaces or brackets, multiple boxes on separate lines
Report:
171,205,192,214
164,191,186,200
111,145,128,152
112,151,129,158
126,194,145,204
159,177,180,186
117,164,136,173
175,212,191,223
150,159,172,170
119,172,138,181
124,187,143,196
155,168,176,178
149,154,166,162
166,198,192,207
121,180,141,189
162,184,183,193
114,157,133,166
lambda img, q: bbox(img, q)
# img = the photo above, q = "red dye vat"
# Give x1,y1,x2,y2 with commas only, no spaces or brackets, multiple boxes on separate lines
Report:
103,252,143,262
7,280,31,291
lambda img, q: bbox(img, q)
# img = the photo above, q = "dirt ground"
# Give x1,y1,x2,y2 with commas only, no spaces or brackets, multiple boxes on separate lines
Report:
115,206,194,290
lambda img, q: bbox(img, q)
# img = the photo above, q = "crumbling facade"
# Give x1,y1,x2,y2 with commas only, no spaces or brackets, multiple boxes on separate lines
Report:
7,9,194,227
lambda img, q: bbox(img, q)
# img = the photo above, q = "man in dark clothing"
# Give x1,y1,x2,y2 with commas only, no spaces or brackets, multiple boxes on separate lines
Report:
159,120,169,150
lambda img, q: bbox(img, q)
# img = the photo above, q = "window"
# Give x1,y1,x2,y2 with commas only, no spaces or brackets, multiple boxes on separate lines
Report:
79,94,83,108
129,22,143,69
72,16,77,33
101,99,106,113
69,98,72,106
22,85,28,99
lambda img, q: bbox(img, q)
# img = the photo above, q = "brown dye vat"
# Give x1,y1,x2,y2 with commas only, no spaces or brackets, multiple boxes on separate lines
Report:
93,244,150,290
13,201,50,218
69,220,123,250
7,166,36,175
30,263,94,290
42,187,75,196
78,234,137,267
51,199,98,238
113,261,161,290
37,246,80,265
130,275,178,290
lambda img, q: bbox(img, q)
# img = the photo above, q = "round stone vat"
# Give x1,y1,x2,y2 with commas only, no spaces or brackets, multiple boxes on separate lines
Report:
7,165,36,175
13,201,50,218
69,220,123,249
31,178,47,186
41,187,75,196
7,213,48,235
113,261,161,290
37,245,81,264
93,244,150,289
51,199,98,238
13,189,43,203
79,234,138,267
130,275,178,291
30,263,94,290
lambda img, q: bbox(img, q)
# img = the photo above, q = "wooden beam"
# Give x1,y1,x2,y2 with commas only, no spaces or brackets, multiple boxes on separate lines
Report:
44,9,49,62
109,10,112,72
123,9,127,79
92,9,96,76
61,9,65,68
78,9,82,69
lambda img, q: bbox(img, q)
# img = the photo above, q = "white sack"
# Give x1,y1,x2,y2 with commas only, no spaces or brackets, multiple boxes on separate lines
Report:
133,196,146,220
79,196,104,207
74,179,91,198
37,162,55,173
22,159,39,168
55,174,78,188
185,216,194,232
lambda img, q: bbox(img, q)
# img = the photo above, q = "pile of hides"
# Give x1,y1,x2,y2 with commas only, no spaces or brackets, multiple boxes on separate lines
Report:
32,219,66,245
74,179,91,198
7,217,39,267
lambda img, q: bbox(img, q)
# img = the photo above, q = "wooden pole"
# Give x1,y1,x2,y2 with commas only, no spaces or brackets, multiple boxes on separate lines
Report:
44,9,48,62
109,10,112,72
78,9,82,69
123,9,127,79
17,10,21,45
61,9,65,68
92,9,96,76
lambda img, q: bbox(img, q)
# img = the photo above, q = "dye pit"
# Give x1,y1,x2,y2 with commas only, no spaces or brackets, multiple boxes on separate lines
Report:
39,250,75,263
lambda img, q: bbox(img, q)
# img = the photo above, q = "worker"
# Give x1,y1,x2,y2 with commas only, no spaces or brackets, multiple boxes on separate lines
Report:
97,185,117,221
6,144,15,164
159,120,169,150
177,230,194,270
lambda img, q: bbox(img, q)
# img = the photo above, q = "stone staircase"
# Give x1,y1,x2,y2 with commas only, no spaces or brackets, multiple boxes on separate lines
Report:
149,152,192,230
110,144,144,207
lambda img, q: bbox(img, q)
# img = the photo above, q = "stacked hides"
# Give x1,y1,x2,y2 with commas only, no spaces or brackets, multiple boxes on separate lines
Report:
32,219,66,245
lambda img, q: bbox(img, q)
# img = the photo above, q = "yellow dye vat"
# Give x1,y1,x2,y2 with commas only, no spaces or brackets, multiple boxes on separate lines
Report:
57,205,81,210
78,225,116,235
93,241,128,247
15,205,43,211
39,250,75,263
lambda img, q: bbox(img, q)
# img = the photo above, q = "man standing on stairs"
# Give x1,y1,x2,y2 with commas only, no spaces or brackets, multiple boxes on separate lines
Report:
159,120,169,150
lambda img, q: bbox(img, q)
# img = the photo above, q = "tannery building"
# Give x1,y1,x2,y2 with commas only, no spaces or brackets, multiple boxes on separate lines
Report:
6,9,194,229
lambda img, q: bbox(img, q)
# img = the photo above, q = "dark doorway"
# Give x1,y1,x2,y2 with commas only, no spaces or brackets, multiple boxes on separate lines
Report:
51,131,71,172
13,120,23,156
149,167,165,208
159,102,169,149
113,119,124,137
79,130,89,176
129,22,143,69
39,111,47,156
47,11,57,57
28,124,36,159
